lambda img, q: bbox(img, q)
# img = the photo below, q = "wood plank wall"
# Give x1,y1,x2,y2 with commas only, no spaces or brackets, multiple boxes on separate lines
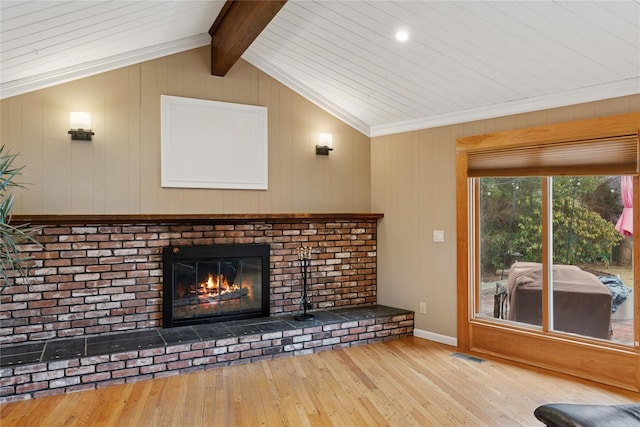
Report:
0,47,371,215
371,95,640,340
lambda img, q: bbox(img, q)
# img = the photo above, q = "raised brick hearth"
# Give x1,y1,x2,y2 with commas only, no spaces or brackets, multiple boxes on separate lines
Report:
0,214,416,402
1,305,413,402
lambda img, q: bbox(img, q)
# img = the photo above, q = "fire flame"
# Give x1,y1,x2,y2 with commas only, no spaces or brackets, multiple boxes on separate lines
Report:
205,274,217,290
200,274,248,298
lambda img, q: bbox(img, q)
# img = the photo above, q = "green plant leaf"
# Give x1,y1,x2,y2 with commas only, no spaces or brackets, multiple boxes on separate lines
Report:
0,146,42,293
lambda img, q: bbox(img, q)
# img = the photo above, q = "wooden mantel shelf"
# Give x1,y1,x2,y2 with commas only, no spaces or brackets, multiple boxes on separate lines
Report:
10,213,384,225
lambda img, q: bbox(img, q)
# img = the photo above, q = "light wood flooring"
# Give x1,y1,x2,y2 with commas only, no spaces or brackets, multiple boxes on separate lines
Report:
2,337,639,426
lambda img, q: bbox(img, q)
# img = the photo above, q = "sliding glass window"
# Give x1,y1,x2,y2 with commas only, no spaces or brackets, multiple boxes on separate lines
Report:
476,175,634,345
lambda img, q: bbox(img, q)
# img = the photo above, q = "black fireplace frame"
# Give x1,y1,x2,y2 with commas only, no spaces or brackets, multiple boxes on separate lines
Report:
162,244,270,328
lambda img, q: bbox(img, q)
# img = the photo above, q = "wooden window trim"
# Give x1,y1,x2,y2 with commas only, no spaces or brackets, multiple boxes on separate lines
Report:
457,112,640,150
456,112,640,391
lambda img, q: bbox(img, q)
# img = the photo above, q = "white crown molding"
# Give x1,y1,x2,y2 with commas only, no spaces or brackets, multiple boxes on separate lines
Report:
0,34,211,100
242,51,371,137
370,78,640,138
4,38,637,141
244,52,640,139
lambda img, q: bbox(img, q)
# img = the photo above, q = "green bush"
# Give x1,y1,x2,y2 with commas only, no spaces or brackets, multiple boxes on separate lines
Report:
480,176,624,274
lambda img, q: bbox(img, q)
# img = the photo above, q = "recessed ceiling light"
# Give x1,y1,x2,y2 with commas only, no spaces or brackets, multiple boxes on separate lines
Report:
395,30,409,42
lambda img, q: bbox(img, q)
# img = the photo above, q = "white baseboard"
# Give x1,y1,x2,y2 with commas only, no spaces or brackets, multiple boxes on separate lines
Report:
413,328,457,347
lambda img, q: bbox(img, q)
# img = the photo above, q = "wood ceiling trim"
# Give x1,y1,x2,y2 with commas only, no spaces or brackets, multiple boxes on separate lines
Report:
209,0,287,77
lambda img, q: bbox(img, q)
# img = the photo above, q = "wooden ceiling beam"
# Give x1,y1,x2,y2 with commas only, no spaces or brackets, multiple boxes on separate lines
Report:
209,0,287,77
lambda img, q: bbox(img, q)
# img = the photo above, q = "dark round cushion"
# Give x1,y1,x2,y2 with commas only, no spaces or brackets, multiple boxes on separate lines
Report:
534,403,640,427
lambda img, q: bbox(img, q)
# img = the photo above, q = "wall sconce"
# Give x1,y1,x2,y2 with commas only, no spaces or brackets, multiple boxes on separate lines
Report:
316,132,333,155
68,112,94,141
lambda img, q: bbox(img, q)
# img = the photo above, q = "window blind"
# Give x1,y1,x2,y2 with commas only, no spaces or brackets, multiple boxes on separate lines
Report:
467,133,639,177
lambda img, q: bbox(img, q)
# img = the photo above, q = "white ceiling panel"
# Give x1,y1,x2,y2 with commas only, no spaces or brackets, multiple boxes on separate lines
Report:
245,0,640,135
2,0,639,137
1,0,224,97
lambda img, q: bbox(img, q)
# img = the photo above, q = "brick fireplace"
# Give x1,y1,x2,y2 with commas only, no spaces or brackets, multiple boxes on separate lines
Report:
0,214,416,402
1,214,382,345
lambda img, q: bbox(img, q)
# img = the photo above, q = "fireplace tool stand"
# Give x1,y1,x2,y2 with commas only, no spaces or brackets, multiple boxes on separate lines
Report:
295,246,315,321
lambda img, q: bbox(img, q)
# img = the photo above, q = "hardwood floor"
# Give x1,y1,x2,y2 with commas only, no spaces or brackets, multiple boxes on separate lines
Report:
2,337,639,426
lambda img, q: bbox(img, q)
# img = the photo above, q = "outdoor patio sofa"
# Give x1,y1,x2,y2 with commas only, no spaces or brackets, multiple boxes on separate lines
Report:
506,262,613,339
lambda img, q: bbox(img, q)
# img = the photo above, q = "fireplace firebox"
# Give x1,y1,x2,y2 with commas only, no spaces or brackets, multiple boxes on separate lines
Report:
163,244,270,327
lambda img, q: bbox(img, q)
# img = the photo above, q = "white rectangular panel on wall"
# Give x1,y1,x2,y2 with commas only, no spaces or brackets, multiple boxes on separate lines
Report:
161,95,268,190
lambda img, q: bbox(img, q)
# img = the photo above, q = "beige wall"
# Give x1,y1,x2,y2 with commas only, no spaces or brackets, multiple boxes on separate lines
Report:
2,44,639,340
0,47,371,214
372,95,640,339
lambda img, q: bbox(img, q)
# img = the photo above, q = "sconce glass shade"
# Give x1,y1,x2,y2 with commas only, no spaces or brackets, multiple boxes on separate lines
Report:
69,112,94,141
70,112,91,129
316,132,333,155
318,132,332,148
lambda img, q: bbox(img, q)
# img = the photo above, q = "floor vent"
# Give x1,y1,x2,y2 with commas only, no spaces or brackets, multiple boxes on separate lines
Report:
451,352,486,363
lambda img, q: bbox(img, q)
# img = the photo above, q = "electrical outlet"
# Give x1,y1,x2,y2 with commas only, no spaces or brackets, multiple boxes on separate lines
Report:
419,302,427,314
433,230,445,242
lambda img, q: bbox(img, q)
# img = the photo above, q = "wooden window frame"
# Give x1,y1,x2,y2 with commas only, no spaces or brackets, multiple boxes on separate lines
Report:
456,112,640,391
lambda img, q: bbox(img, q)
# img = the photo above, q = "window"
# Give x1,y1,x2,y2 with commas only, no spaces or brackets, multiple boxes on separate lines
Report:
456,112,640,389
477,176,633,345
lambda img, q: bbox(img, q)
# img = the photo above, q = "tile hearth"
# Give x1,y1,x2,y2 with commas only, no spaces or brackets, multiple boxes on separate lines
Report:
3,306,410,368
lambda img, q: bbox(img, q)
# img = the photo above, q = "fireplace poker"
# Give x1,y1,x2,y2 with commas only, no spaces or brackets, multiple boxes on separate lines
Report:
295,246,315,321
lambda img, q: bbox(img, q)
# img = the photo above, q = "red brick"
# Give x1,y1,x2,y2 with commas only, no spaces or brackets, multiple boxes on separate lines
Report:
96,362,125,372
16,381,48,393
111,368,139,379
82,372,111,383
14,363,47,375
126,358,153,368
140,364,167,374
166,344,191,354
1,302,27,311
167,360,192,370
241,349,263,358
154,354,179,364
228,343,250,352
110,352,139,361
66,366,95,376
49,377,81,388
139,348,165,357
179,350,204,360
192,357,217,366
0,375,29,387
216,353,240,362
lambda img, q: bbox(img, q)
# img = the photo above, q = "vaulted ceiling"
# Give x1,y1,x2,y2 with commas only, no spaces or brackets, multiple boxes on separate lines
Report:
2,1,639,137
